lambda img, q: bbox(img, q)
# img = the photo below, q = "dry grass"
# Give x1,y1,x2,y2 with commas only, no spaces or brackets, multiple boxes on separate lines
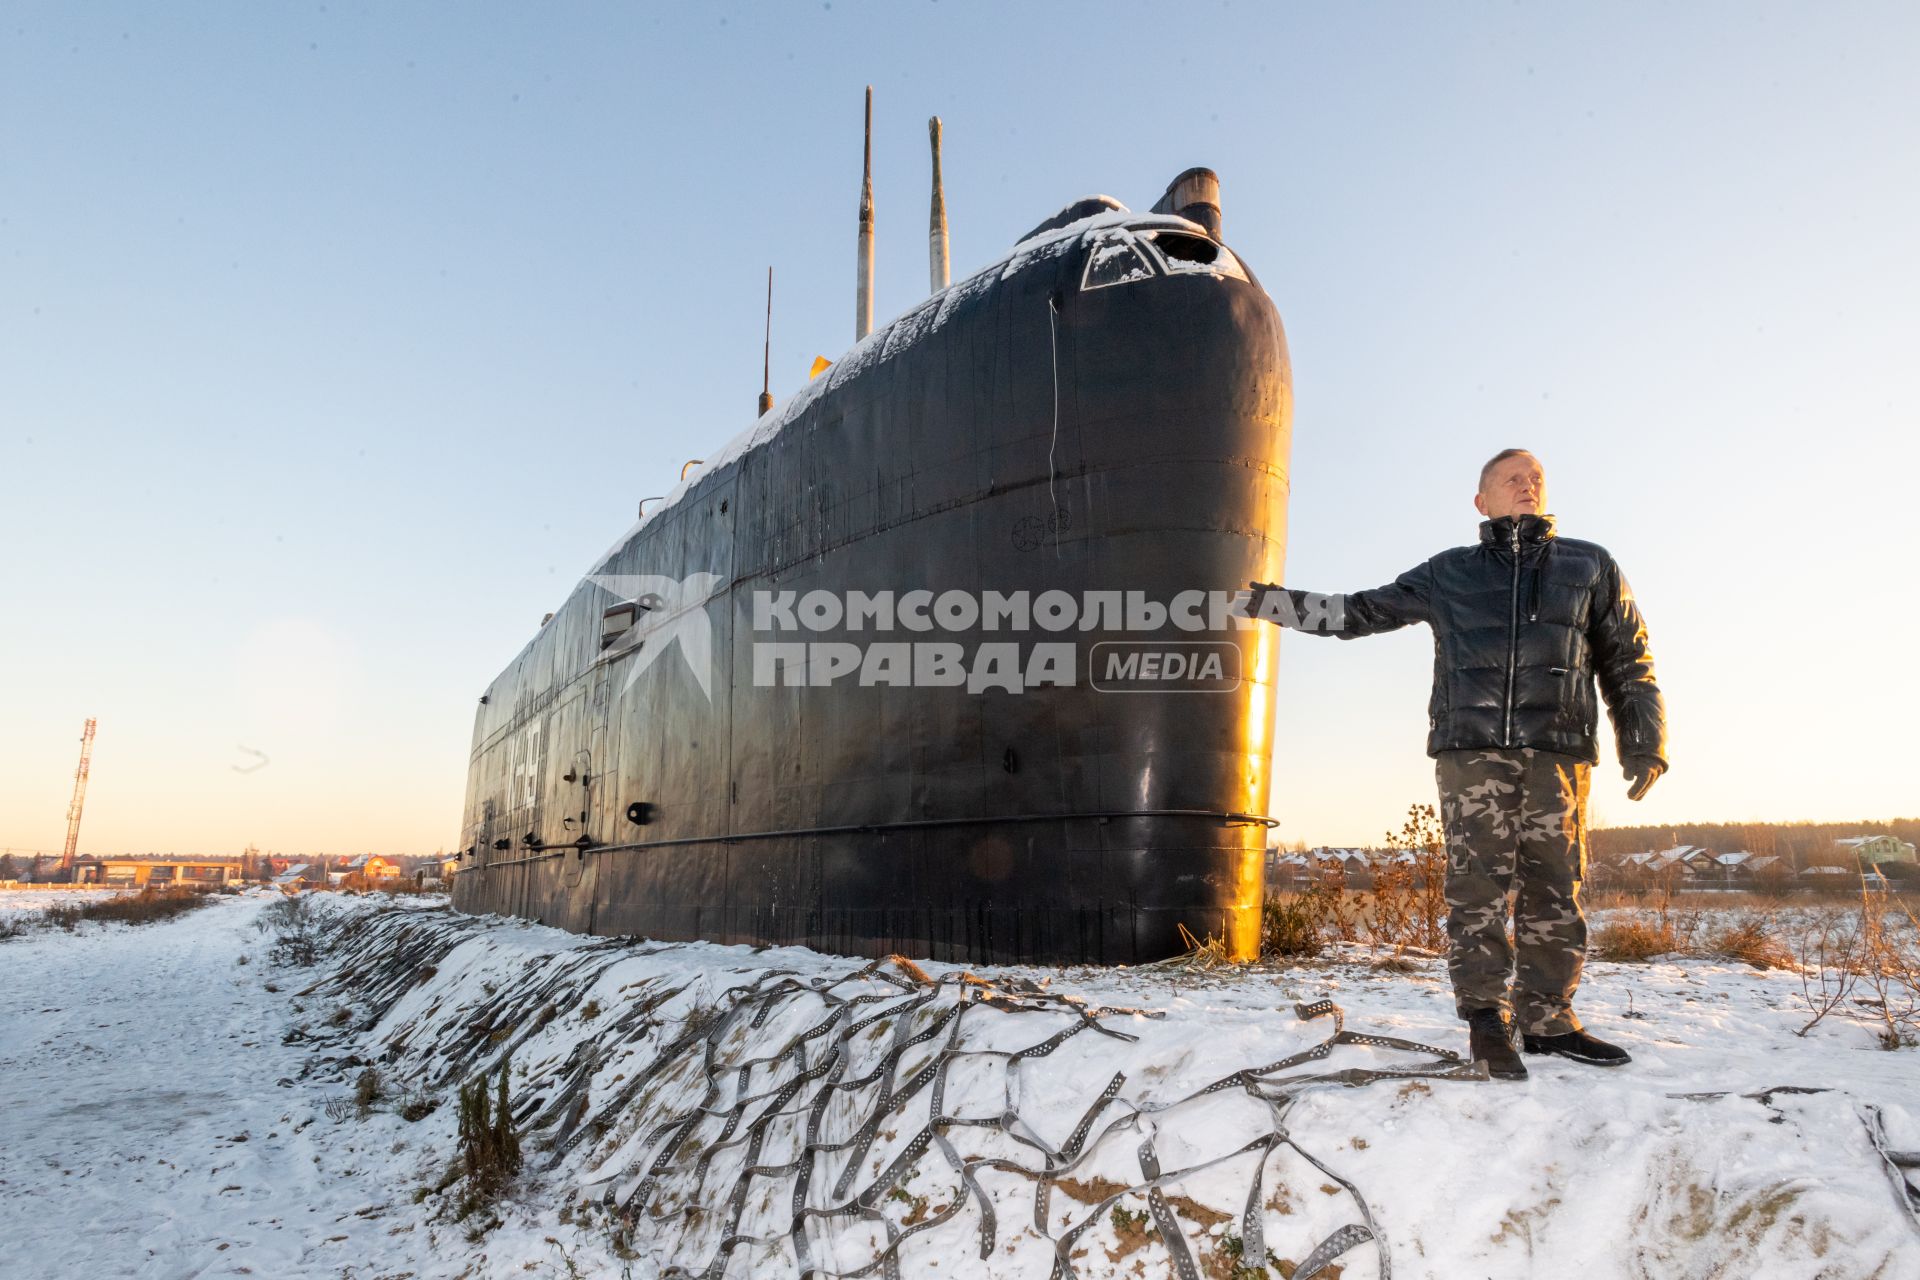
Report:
1593,916,1689,962
456,1056,522,1213
1589,889,1833,913
1158,922,1235,971
40,888,212,931
1261,892,1329,958
1258,805,1448,962
1705,915,1796,970
1590,885,1708,963
1367,803,1449,953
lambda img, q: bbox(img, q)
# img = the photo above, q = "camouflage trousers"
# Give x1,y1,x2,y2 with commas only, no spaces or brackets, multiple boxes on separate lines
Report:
1436,747,1591,1036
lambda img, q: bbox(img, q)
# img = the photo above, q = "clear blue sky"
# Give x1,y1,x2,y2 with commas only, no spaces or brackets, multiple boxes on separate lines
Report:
3,2,1914,856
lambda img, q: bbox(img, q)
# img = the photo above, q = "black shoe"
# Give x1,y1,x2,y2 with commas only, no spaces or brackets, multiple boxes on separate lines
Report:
1467,1008,1528,1081
1522,1028,1632,1066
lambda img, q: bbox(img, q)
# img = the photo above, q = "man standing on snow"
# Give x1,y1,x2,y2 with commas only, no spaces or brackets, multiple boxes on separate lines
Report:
1245,449,1667,1080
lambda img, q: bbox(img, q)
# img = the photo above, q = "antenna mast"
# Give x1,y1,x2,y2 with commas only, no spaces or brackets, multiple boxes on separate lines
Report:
928,116,950,292
759,267,774,417
61,717,96,871
856,86,875,340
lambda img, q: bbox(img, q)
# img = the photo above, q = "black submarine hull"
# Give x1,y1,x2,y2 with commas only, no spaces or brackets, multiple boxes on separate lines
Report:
453,215,1292,964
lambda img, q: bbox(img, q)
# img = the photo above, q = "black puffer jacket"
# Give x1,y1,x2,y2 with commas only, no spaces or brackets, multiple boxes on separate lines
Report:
1263,514,1667,768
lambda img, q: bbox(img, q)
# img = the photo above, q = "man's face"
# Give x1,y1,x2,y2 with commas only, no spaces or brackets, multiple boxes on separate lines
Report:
1475,454,1547,519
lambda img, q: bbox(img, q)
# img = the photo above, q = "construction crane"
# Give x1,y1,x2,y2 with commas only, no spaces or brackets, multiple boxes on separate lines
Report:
60,718,97,872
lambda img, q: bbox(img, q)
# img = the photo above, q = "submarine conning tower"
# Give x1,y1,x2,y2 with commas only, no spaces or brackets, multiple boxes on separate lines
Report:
1151,166,1223,239
453,158,1292,965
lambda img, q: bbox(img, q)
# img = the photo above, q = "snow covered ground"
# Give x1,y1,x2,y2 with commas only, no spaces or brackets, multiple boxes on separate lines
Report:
1,893,1916,1279
0,886,128,925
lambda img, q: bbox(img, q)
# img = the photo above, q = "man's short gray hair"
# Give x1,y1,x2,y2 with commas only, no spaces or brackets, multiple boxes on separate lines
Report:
1478,448,1537,491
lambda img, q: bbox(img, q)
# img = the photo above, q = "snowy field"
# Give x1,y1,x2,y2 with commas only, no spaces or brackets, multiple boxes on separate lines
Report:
0,886,128,924
1,894,1916,1279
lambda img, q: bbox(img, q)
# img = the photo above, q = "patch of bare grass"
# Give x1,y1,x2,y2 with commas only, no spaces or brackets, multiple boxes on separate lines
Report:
41,888,211,931
1593,916,1688,962
1593,887,1703,962
1259,891,1326,958
1159,922,1234,971
1705,915,1795,970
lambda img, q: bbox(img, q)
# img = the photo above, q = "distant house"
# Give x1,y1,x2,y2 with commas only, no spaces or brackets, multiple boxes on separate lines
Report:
273,863,322,893
343,854,401,882
1623,847,1714,877
1665,846,1719,874
1705,851,1761,882
1836,835,1917,867
1263,848,1357,890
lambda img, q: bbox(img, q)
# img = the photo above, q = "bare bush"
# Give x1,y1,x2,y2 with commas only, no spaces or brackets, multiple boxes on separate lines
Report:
1795,882,1920,1046
254,893,327,965
1854,883,1920,1048
1796,907,1866,1037
1368,803,1448,953
1258,804,1445,961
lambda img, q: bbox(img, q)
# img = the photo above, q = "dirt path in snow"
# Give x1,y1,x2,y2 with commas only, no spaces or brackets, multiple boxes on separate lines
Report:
0,895,434,1278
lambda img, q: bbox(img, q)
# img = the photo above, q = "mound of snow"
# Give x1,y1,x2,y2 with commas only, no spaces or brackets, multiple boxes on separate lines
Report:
4,895,1916,1278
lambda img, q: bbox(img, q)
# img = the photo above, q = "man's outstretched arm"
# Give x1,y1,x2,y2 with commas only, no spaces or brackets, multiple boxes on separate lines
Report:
1589,555,1669,795
1243,560,1434,639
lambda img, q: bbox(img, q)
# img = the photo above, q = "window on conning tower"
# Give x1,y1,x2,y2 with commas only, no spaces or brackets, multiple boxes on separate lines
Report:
1141,230,1250,282
1080,231,1157,291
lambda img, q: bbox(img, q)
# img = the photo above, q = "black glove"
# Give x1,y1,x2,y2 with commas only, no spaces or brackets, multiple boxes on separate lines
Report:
1624,756,1665,802
1243,581,1281,618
